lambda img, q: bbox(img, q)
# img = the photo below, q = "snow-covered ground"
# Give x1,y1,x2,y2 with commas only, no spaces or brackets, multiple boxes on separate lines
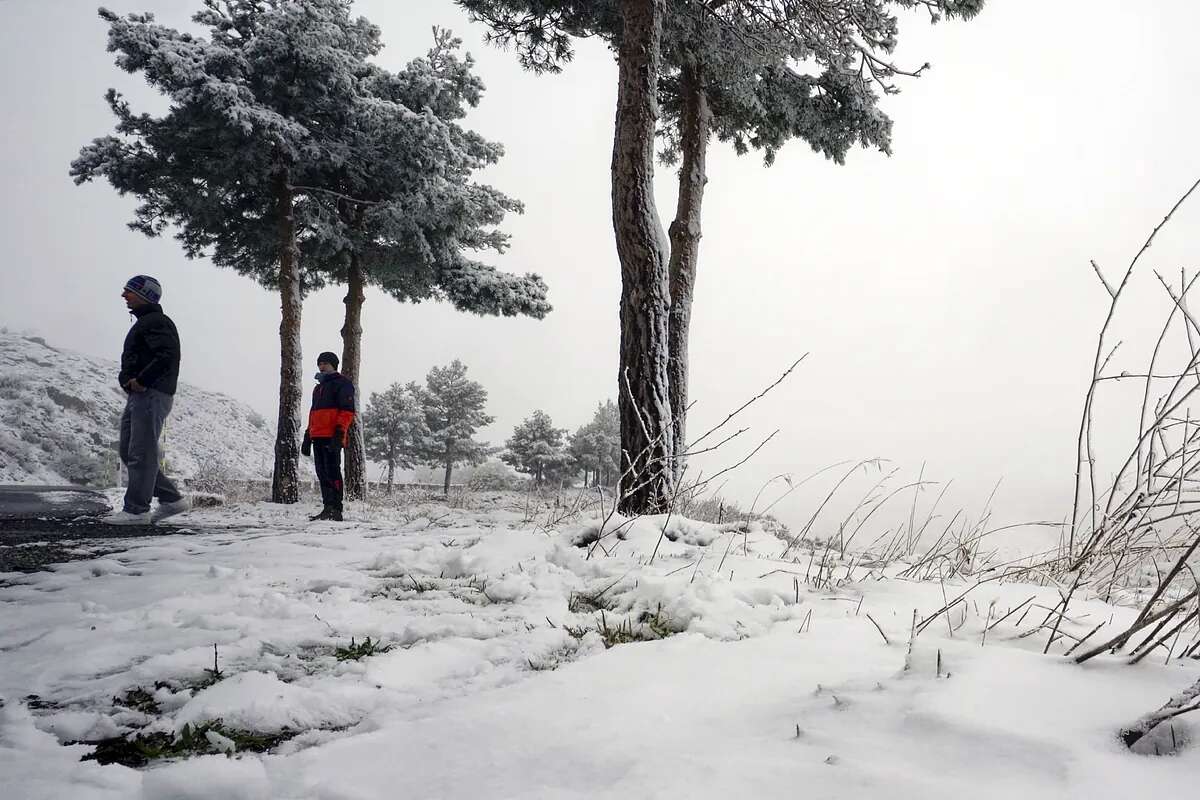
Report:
0,332,274,484
1,495,1197,799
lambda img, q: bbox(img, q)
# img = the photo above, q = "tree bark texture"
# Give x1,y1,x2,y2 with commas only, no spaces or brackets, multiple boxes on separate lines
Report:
667,58,711,484
613,0,674,515
271,171,303,504
340,251,367,501
443,460,453,496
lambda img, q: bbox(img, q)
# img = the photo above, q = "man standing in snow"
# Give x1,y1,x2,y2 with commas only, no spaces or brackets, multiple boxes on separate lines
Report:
104,275,190,525
301,352,356,521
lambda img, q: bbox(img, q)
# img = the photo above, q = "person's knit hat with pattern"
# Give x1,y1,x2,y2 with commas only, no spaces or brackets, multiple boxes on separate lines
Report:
124,275,162,304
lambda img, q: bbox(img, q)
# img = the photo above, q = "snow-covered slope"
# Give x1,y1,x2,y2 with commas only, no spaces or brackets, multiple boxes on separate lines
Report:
1,497,1197,798
0,332,274,484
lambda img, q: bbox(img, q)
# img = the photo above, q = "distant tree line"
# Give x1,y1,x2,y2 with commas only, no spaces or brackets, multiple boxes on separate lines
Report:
363,360,619,493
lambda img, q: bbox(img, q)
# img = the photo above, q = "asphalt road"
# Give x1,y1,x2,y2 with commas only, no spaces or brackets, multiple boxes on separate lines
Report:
0,485,111,520
0,485,183,574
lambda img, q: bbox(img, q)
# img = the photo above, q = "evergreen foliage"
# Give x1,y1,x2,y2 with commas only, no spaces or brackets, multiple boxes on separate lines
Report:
72,1,552,502
501,410,570,485
416,359,494,494
362,382,428,493
567,399,620,487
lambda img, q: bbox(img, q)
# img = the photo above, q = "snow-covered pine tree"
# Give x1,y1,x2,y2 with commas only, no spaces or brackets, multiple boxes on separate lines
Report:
502,410,570,486
459,0,985,512
591,398,621,486
567,400,621,487
71,0,402,503
567,424,600,488
299,27,551,500
416,360,495,495
362,382,429,494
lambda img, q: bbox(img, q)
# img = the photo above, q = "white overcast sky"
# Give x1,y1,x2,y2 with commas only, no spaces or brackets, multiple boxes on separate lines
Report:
4,0,1200,535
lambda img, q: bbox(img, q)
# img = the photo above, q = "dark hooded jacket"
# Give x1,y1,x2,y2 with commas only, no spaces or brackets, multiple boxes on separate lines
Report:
119,303,181,395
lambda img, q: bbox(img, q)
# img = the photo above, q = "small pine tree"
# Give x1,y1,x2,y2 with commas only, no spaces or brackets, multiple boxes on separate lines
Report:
416,360,494,495
502,410,570,486
363,382,428,494
567,424,597,488
568,400,620,487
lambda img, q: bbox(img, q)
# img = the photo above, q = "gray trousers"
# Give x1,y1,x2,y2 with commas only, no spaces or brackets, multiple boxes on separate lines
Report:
119,388,183,514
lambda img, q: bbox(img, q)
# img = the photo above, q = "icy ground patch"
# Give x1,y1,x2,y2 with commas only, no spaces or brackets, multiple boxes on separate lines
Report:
1,497,1198,799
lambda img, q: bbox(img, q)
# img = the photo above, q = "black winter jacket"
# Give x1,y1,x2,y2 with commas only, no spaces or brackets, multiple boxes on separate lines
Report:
119,304,181,395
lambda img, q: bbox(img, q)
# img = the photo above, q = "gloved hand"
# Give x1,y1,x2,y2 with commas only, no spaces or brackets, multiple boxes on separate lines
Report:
332,427,345,451
301,431,312,457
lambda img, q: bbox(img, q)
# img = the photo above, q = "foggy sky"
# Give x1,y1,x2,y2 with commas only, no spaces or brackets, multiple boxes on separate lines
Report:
4,0,1200,536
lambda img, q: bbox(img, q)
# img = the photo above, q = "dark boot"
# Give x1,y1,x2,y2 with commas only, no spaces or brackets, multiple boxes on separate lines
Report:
309,507,333,521
328,508,343,522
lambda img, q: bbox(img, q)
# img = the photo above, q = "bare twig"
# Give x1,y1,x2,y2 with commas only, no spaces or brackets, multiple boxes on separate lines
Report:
687,356,806,451
865,613,890,645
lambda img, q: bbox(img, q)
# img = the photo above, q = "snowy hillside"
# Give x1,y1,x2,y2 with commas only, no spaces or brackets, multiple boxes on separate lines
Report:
0,332,274,484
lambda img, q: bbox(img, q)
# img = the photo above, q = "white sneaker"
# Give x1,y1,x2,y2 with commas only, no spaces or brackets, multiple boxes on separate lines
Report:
153,497,191,523
102,510,152,526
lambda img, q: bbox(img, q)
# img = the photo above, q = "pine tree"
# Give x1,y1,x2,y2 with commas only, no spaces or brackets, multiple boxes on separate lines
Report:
502,410,570,485
590,399,621,486
362,382,428,494
458,0,985,512
567,424,599,487
568,400,621,487
72,1,551,504
417,360,494,495
306,28,552,501
70,0,386,503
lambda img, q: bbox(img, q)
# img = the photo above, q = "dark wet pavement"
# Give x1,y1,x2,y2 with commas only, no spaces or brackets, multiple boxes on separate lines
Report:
0,485,111,520
0,485,180,573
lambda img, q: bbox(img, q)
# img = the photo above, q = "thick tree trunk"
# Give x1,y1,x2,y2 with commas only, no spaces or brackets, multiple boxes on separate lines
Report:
271,171,302,504
340,251,367,501
443,461,453,496
613,0,673,515
386,459,394,494
667,58,711,484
